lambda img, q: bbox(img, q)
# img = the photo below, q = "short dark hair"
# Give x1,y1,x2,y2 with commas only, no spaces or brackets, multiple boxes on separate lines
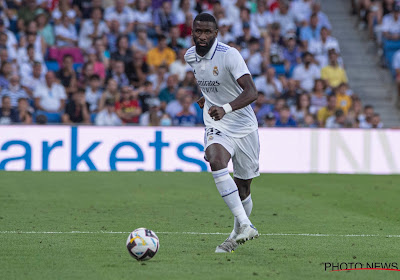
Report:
194,13,217,29
90,74,100,81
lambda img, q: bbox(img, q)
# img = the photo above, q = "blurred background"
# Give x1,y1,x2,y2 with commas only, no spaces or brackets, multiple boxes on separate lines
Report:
0,0,399,173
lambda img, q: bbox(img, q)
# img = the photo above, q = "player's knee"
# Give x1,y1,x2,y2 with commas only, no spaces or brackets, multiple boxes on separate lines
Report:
208,156,228,171
238,187,251,200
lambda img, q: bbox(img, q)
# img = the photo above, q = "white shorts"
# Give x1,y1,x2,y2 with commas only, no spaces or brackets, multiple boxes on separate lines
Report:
204,127,260,180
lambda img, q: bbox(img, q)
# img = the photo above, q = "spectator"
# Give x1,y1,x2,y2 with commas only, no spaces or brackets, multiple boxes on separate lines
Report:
254,67,283,103
55,14,78,47
175,0,197,25
310,1,332,30
292,51,321,93
0,18,17,50
335,83,352,114
140,97,162,126
147,34,176,68
253,0,274,35
99,78,120,111
168,25,186,54
179,71,201,97
111,35,133,65
321,49,348,88
310,79,327,112
217,19,235,44
0,95,18,124
35,9,55,46
79,8,109,50
273,0,296,35
107,60,129,87
241,37,263,77
283,33,302,72
266,22,285,65
173,95,197,126
93,37,111,69
1,75,29,108
317,94,337,127
85,74,102,113
325,109,346,128
137,81,156,113
147,64,168,93
106,19,121,53
104,0,134,34
131,25,153,53
16,97,33,124
165,87,197,119
159,74,179,107
275,105,297,127
302,113,318,128
95,99,122,126
18,0,39,23
179,12,193,40
233,8,260,39
300,13,321,48
308,27,340,67
264,112,276,127
133,0,154,30
21,61,45,97
236,22,256,50
62,88,91,124
34,71,67,113
115,86,142,124
371,113,383,128
19,44,47,80
160,113,173,126
86,48,106,81
359,105,384,128
252,92,272,126
126,50,149,87
291,93,316,125
169,48,190,82
0,61,11,90
392,48,400,99
154,1,176,36
57,54,77,97
381,3,400,40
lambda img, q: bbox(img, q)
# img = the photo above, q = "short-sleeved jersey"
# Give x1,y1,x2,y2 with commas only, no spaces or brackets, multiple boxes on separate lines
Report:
184,39,257,138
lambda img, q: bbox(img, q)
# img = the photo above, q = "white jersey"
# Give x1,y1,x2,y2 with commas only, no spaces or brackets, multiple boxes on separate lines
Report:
184,39,258,138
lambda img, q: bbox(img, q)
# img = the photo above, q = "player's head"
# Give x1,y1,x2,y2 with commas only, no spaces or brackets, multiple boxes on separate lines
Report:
192,13,218,56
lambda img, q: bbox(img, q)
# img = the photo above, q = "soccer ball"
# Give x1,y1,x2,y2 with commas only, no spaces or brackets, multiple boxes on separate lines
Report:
126,228,159,261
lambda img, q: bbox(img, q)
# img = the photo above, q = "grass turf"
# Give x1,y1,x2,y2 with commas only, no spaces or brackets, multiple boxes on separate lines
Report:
1,172,400,280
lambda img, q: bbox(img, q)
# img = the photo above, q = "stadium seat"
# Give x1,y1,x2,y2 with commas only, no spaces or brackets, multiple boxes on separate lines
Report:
45,61,60,72
48,47,84,65
383,39,400,53
271,64,286,76
90,113,97,124
34,111,62,124
73,63,83,73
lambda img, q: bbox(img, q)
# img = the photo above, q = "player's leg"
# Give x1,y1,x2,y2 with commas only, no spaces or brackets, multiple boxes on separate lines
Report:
230,130,260,244
206,143,251,227
228,178,253,239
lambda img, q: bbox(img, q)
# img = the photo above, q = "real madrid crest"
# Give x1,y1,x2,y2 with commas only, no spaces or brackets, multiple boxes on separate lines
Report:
213,66,219,76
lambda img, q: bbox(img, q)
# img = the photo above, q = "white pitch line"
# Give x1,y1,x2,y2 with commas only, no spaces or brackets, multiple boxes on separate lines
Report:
0,231,400,238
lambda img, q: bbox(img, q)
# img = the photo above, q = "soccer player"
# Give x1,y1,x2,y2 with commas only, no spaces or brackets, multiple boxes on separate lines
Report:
184,13,260,253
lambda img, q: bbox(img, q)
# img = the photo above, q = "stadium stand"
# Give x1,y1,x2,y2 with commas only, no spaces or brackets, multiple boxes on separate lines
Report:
0,0,395,128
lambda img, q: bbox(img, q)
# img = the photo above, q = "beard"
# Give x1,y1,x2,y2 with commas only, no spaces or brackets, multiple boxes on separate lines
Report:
194,37,216,56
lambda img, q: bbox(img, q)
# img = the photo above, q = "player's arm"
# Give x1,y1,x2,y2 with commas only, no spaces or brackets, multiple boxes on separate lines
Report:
209,74,257,121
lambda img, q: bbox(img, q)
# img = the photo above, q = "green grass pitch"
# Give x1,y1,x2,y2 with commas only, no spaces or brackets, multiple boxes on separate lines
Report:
1,172,400,279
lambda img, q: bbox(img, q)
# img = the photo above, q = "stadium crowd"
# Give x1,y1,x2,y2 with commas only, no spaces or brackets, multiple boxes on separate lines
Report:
0,0,383,128
354,0,400,109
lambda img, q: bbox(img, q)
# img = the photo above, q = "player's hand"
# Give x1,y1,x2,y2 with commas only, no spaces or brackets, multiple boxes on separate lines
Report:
196,96,205,109
208,106,226,121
